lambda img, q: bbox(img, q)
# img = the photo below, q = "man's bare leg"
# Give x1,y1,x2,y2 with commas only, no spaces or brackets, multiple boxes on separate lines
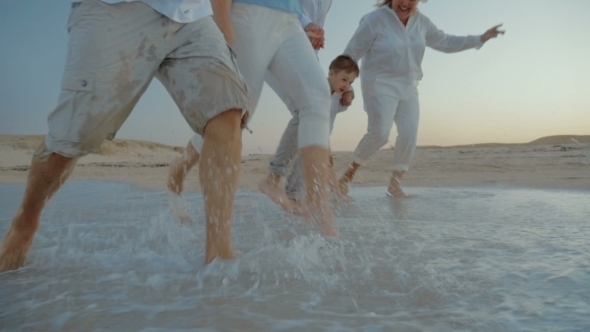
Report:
0,144,76,271
387,170,408,198
258,172,299,212
167,141,200,195
338,162,361,195
300,146,338,236
200,109,242,264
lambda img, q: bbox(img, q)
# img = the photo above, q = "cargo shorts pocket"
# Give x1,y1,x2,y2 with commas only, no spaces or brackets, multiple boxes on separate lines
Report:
53,72,97,143
61,72,94,92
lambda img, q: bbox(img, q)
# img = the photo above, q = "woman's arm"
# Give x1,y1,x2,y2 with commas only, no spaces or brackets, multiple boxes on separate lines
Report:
424,16,485,53
343,16,376,62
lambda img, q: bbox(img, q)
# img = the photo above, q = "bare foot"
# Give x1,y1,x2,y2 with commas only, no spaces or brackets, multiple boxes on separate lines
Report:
168,194,193,224
0,225,35,272
338,162,359,196
167,157,187,195
387,172,412,199
331,181,353,203
258,174,299,213
330,175,352,203
338,178,350,195
386,185,409,198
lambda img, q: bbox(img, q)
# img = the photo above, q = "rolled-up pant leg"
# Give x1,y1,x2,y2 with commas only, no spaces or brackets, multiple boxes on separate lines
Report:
267,34,331,150
266,71,301,176
284,152,304,199
268,110,300,176
285,97,339,198
352,94,399,165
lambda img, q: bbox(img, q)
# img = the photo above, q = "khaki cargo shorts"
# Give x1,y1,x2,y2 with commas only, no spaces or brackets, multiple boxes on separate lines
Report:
41,0,250,158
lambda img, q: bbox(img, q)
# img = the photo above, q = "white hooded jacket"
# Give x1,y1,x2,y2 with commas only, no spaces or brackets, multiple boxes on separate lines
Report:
344,6,483,97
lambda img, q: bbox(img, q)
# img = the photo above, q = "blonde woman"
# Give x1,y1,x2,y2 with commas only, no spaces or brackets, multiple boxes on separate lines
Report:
339,0,504,198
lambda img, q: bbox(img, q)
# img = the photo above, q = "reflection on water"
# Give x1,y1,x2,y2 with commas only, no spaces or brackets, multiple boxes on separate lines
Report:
1,181,589,331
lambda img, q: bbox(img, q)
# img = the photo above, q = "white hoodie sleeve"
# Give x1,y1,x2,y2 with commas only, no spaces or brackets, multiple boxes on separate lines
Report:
424,16,483,53
298,12,312,29
343,16,376,62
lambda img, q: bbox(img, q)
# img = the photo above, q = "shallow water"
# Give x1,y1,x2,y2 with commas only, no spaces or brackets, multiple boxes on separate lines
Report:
1,181,589,331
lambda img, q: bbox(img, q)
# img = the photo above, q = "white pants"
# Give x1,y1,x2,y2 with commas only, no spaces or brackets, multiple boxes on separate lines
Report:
190,3,331,153
284,94,343,198
264,72,299,177
352,86,420,172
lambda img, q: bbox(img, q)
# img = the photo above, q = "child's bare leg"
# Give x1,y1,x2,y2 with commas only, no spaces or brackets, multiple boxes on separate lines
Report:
330,167,352,203
328,154,351,203
387,170,408,198
258,172,298,212
168,140,200,195
0,144,76,271
259,108,300,212
338,162,361,195
300,146,337,236
200,109,242,264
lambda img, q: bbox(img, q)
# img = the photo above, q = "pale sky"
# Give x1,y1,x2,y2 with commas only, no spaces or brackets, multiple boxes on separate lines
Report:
1,0,589,154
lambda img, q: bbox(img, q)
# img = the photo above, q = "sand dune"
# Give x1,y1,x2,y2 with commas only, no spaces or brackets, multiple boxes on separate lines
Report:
0,134,182,156
418,135,590,149
527,135,590,145
1,134,589,191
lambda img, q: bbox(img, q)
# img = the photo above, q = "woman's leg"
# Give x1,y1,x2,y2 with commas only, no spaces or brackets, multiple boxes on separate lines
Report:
339,93,399,193
388,89,420,198
268,28,335,235
265,73,300,179
167,3,279,195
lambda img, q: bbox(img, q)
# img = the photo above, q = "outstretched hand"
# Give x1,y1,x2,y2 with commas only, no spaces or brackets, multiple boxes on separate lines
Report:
481,24,505,43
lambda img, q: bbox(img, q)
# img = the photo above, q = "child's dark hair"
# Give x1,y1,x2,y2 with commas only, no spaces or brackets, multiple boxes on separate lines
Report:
329,55,360,75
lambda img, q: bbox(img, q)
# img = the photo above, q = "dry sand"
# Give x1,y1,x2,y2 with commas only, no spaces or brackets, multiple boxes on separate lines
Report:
1,134,589,192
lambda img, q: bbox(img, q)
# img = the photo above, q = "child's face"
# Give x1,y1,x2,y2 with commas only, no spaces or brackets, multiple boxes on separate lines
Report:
328,70,357,94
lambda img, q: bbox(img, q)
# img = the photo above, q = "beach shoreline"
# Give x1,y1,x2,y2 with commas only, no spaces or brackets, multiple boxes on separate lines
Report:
1,134,589,192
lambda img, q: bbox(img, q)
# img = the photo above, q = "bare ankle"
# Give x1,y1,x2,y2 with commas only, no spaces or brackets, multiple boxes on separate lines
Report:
263,172,281,185
205,246,235,264
0,224,37,271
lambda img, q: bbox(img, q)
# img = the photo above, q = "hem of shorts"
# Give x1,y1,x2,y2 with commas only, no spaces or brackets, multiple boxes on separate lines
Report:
43,135,93,159
194,101,250,136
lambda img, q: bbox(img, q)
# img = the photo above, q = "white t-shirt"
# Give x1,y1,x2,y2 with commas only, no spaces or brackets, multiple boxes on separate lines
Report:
71,0,213,23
